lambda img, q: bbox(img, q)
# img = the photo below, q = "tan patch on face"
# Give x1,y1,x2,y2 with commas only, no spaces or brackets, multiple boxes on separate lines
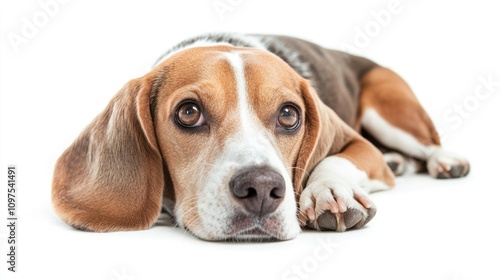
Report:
153,46,240,229
240,50,306,172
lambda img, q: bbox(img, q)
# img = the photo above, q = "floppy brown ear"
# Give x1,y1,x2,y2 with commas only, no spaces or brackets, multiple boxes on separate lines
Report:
293,79,394,194
293,79,349,193
52,76,165,232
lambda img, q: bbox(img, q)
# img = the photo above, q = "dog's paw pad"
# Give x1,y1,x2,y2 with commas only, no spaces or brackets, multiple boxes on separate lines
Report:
362,207,377,227
436,164,469,179
343,208,364,229
300,181,376,232
307,208,370,231
384,152,406,176
314,211,337,230
427,150,470,179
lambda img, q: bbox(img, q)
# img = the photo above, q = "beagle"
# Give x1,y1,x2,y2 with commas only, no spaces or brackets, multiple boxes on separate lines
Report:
52,34,470,241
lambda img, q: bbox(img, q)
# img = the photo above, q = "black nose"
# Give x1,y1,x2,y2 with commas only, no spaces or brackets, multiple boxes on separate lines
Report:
229,167,286,217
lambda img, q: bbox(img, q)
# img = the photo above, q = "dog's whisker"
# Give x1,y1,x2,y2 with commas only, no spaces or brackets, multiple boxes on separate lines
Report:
285,166,310,177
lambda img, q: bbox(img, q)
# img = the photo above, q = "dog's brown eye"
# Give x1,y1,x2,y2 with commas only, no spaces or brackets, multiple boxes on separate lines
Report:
176,101,205,128
277,104,300,131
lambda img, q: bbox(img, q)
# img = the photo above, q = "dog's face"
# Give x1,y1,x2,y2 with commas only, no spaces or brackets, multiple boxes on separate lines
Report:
154,46,308,240
52,45,326,241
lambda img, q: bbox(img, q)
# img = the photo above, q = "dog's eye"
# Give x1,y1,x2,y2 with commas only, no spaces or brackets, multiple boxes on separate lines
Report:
277,104,300,131
175,101,206,128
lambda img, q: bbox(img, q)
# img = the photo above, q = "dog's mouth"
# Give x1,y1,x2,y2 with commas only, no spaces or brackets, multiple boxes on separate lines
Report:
223,214,286,241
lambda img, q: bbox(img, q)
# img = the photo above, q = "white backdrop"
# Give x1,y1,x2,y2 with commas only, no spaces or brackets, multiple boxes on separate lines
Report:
1,1,500,280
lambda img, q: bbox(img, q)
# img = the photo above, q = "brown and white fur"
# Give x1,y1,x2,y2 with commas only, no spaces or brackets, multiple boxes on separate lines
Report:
52,34,470,241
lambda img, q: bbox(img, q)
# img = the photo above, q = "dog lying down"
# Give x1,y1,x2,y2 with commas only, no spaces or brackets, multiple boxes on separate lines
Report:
52,34,470,241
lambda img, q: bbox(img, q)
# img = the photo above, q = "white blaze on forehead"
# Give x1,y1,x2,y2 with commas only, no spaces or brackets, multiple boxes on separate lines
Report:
222,52,253,133
221,51,278,164
221,50,290,169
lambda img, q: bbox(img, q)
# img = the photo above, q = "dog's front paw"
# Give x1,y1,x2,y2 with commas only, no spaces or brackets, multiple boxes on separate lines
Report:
427,149,470,179
299,179,376,232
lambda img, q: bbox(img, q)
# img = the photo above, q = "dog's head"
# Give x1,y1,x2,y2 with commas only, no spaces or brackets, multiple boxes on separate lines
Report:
52,45,343,241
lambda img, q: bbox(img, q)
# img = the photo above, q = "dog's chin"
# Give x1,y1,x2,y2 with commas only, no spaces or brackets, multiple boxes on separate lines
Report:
227,214,291,241
189,214,299,242
229,227,281,242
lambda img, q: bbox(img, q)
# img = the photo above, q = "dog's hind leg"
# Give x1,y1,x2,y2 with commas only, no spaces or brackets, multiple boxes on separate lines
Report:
356,67,470,179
